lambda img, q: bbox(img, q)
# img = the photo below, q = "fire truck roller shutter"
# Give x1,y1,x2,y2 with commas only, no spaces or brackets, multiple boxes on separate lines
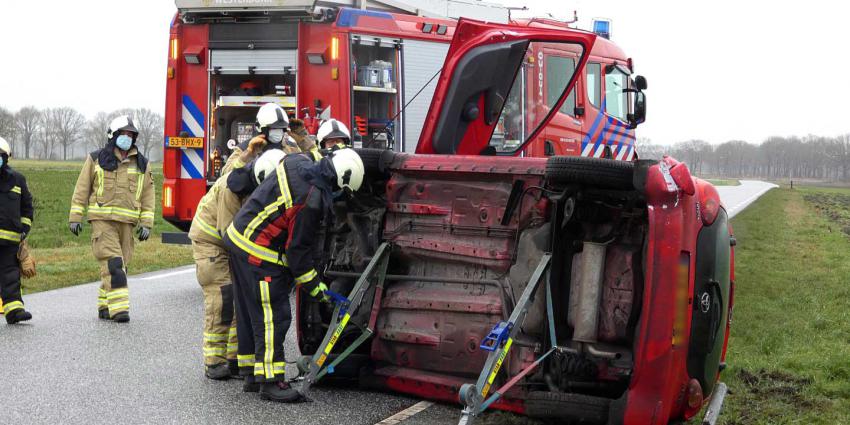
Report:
209,50,298,75
401,39,449,153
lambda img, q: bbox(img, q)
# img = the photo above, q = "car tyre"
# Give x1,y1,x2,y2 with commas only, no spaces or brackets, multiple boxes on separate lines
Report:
525,391,611,424
545,156,634,189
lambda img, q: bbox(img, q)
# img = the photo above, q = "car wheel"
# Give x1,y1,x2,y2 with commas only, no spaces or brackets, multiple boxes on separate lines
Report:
545,156,634,189
525,391,611,424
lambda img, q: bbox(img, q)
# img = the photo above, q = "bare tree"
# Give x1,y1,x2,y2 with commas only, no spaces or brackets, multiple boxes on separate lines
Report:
43,107,86,160
14,106,41,159
132,108,163,159
0,106,16,153
84,112,115,152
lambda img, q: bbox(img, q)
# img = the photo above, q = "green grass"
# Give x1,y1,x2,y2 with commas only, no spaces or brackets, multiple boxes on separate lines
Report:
705,178,741,186
717,187,850,424
11,159,192,294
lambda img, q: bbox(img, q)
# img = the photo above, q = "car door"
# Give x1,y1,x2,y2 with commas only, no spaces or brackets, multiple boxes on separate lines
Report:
415,19,597,156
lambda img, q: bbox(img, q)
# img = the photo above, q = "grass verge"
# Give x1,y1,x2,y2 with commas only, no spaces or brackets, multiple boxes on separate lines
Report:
718,187,850,424
705,178,741,186
12,159,192,294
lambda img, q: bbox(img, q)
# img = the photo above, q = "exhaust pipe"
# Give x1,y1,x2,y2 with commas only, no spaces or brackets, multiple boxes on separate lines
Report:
572,241,608,344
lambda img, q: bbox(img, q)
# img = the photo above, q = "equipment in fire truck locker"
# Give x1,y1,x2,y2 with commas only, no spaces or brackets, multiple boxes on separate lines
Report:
351,36,399,149
209,75,296,178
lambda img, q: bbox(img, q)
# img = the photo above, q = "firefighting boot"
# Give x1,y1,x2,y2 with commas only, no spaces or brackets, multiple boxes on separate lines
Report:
112,311,130,323
98,309,110,320
205,363,231,380
243,375,260,393
5,309,32,324
259,381,303,403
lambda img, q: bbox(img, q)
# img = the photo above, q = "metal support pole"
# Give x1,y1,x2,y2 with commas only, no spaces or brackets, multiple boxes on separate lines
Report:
299,242,391,399
457,254,551,425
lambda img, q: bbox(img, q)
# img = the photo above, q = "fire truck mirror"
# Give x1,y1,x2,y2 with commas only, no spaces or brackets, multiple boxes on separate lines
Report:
635,75,648,91
628,91,647,129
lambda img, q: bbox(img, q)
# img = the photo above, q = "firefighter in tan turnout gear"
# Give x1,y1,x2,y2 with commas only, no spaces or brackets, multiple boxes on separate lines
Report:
69,116,155,323
0,136,34,324
189,149,285,380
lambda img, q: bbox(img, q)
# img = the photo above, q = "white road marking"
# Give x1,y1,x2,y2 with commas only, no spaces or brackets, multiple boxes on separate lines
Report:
137,268,194,281
375,401,434,425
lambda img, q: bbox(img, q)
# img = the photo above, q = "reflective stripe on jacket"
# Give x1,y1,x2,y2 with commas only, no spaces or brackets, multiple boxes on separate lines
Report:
188,171,243,247
224,154,325,291
0,167,34,246
69,148,155,227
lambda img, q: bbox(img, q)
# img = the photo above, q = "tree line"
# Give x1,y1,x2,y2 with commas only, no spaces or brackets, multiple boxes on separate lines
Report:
639,135,850,182
0,106,164,161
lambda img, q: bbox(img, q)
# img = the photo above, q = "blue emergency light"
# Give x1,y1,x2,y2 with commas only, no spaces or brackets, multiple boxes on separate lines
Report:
593,19,611,39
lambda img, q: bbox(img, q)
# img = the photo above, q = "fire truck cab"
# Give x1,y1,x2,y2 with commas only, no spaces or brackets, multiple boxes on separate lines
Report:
161,1,645,231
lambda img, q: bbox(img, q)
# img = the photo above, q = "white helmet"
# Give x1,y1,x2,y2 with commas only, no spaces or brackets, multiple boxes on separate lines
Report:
317,119,351,145
256,103,290,131
107,115,139,139
0,136,10,156
253,149,286,185
330,148,364,192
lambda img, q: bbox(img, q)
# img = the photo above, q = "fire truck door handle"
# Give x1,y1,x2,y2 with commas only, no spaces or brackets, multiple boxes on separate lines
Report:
544,140,555,156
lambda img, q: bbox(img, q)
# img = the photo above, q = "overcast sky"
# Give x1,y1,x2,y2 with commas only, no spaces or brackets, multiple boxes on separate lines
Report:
0,0,847,145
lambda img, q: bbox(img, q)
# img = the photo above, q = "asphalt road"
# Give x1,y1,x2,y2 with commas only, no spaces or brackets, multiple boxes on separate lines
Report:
715,180,778,218
0,180,776,424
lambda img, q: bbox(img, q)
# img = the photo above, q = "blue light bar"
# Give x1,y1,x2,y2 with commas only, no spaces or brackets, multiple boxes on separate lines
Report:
593,19,611,39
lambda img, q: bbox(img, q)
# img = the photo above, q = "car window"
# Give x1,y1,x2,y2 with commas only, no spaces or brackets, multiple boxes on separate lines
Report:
546,55,576,116
605,65,629,122
586,63,601,107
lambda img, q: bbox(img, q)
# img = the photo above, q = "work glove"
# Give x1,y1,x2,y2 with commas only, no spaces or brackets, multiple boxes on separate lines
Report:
247,135,267,155
69,222,82,236
18,241,36,279
20,232,27,241
308,282,330,303
137,226,151,242
20,254,36,279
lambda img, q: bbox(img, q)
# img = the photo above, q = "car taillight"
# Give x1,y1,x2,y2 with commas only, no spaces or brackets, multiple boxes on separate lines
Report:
685,378,704,417
699,182,721,226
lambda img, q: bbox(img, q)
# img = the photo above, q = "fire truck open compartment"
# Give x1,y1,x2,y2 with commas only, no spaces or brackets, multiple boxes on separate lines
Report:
350,35,401,149
208,71,297,178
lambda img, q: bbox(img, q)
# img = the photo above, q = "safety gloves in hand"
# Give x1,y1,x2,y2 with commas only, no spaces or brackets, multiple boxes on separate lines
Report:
247,135,267,155
137,226,151,242
69,222,82,236
309,282,330,303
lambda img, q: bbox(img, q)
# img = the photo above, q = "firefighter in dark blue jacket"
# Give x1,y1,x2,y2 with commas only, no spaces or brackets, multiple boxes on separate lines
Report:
223,148,364,402
0,136,34,324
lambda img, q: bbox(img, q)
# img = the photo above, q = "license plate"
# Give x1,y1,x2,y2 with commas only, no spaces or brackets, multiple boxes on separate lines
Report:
166,137,204,148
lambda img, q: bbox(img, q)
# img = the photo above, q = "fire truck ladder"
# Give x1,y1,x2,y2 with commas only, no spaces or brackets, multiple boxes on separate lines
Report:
457,253,555,425
297,242,391,400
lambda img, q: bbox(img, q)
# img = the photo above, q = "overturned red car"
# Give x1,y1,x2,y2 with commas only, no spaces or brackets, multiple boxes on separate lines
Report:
296,19,734,425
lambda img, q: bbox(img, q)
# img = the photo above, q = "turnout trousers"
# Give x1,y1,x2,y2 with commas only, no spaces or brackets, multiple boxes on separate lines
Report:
91,220,134,318
0,245,24,315
192,241,238,366
227,252,292,383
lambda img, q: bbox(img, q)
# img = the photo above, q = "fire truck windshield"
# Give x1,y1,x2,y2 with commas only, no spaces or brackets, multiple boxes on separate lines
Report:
488,41,584,154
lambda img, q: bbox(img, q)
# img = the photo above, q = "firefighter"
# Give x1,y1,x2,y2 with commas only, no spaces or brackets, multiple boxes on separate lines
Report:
189,149,285,380
68,116,155,323
316,118,352,151
223,103,300,173
0,136,34,324
223,148,365,402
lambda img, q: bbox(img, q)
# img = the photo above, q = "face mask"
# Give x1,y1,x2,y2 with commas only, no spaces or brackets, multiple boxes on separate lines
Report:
268,129,285,144
116,135,133,151
0,156,4,168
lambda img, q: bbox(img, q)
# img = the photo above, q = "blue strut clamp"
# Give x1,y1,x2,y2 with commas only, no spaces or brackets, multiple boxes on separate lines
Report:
480,321,512,352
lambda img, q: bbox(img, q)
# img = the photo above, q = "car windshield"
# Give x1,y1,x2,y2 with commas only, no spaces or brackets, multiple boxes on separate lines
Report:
488,41,584,154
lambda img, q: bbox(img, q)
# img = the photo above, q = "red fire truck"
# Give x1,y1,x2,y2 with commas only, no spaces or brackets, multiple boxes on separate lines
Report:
161,1,642,231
